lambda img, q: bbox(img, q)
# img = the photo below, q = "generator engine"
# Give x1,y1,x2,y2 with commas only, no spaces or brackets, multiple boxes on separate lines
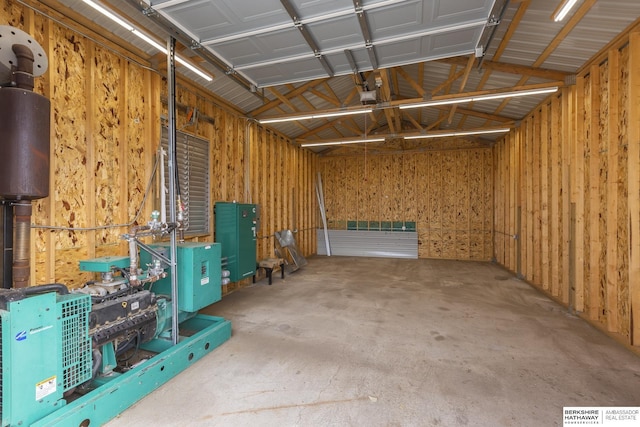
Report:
0,220,226,426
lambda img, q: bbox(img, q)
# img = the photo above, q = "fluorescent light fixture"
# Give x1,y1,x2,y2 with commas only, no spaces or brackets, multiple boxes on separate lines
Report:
131,29,165,52
82,0,133,31
174,56,213,81
404,128,511,140
552,0,580,22
399,86,559,110
258,108,373,124
83,0,213,82
300,128,510,147
300,137,385,148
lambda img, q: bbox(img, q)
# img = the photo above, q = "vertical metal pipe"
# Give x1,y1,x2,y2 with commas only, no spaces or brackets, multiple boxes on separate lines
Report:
12,201,32,288
167,37,180,345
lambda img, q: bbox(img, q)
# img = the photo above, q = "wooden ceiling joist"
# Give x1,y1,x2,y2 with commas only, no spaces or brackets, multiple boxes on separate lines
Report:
437,57,570,81
251,78,325,117
448,55,476,123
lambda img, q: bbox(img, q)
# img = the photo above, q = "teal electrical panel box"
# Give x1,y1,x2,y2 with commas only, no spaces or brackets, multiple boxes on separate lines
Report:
215,202,258,282
140,242,222,312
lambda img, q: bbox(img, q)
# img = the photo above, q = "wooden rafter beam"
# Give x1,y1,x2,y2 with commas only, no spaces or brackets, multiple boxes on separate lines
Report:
250,78,325,116
309,87,342,107
402,111,424,131
493,0,530,61
417,63,424,124
448,55,476,123
460,0,531,128
431,67,464,96
377,68,399,133
322,81,343,106
396,67,426,97
435,105,514,124
426,116,448,131
437,57,570,81
488,0,596,119
267,87,298,112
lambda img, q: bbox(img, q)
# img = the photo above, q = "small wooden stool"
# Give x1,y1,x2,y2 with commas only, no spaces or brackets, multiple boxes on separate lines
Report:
254,258,285,285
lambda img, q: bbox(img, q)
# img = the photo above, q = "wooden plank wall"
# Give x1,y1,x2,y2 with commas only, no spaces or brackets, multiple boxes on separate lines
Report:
493,24,640,346
2,2,316,292
250,126,318,267
318,142,493,261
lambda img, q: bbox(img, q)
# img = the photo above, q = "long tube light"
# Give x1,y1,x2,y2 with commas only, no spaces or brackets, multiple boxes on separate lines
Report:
299,128,511,147
552,0,580,22
82,0,213,82
300,137,385,148
260,86,558,125
399,86,559,110
258,108,373,124
404,128,511,140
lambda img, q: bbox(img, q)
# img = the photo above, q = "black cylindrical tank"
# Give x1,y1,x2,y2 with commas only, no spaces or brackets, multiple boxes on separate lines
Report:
0,87,51,200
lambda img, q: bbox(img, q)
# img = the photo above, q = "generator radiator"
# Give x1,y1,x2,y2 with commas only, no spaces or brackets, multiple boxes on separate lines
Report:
59,294,92,391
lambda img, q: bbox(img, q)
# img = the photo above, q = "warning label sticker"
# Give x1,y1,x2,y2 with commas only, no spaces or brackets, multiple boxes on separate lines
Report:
36,376,56,401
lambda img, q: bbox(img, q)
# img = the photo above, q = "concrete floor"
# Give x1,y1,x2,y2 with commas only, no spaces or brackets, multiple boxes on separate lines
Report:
106,256,640,426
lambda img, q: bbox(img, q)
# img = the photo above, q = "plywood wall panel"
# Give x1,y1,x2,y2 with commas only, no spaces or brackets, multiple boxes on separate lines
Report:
356,157,368,221
627,32,640,345
126,65,149,229
492,24,640,345
415,153,430,225
403,154,417,222
617,44,630,340
93,46,122,246
51,25,89,251
319,146,493,260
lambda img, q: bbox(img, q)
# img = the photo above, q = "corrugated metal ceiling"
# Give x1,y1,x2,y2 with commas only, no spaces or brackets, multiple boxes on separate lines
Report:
46,0,640,152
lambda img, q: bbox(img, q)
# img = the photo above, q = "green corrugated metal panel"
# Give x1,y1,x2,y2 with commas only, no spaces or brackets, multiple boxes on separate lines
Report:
340,220,417,232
